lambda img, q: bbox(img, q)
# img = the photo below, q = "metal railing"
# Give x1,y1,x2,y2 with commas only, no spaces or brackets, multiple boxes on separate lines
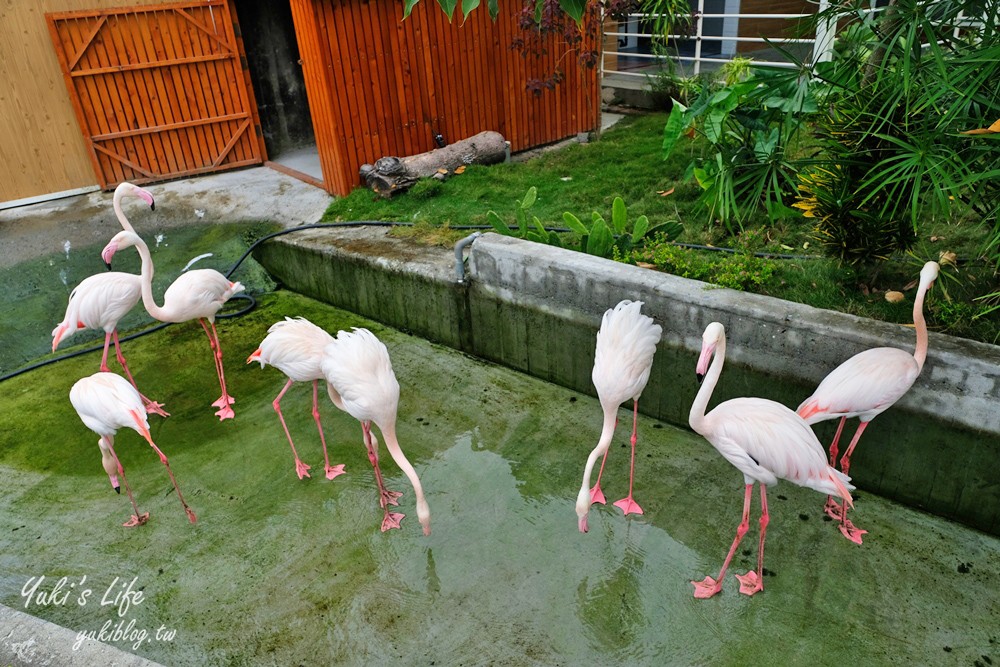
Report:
602,2,985,82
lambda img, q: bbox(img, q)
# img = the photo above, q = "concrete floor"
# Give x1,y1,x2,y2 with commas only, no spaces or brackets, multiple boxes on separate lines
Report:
1,284,999,666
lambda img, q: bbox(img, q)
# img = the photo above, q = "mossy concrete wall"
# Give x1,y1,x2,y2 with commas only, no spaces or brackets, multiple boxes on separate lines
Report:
254,228,1000,536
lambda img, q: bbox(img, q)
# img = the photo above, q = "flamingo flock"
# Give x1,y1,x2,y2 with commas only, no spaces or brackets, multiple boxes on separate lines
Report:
56,182,941,595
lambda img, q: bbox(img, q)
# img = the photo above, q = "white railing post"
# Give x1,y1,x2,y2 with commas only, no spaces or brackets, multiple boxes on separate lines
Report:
694,0,705,75
812,0,835,63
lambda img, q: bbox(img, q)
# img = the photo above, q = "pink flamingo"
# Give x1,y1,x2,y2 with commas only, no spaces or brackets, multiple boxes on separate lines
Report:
689,322,854,598
247,317,347,481
797,260,940,544
70,371,196,527
52,184,168,417
101,230,244,420
575,300,662,533
321,328,431,535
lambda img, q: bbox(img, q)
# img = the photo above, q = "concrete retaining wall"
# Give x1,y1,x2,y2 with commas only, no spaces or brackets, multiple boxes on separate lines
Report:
254,228,1000,536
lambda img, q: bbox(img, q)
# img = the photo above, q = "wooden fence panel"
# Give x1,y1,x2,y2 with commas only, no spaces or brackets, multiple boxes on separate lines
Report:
46,0,264,189
292,0,600,196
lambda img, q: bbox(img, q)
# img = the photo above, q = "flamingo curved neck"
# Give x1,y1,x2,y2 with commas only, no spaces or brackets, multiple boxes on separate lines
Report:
912,281,930,370
114,193,137,233
689,335,726,434
580,407,618,490
131,235,171,322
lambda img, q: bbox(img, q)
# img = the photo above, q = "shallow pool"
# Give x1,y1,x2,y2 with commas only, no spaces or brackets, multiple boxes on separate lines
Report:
1,290,998,666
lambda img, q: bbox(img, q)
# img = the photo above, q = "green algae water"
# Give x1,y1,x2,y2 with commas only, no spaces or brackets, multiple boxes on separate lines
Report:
2,290,999,666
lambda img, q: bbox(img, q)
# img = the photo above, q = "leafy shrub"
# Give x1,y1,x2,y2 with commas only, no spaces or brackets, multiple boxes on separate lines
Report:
623,232,778,291
486,188,682,259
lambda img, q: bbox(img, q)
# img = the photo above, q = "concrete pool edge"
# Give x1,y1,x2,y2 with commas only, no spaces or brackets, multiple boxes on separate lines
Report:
0,603,165,667
252,227,1000,535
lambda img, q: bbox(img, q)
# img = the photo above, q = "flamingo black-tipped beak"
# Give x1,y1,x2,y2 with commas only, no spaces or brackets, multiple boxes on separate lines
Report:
114,485,121,494
578,516,589,533
696,372,705,384
105,261,113,271
149,201,155,212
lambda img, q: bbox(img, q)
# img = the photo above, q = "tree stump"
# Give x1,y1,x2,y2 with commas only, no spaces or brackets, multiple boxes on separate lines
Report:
360,131,508,197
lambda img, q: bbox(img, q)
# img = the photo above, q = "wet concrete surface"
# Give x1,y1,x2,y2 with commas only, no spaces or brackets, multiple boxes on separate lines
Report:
1,289,999,666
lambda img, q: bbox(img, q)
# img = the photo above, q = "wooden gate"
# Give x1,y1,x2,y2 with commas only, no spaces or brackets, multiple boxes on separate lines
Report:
46,0,264,190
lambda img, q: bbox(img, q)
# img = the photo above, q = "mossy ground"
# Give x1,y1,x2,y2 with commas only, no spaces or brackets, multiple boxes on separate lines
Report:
2,285,999,666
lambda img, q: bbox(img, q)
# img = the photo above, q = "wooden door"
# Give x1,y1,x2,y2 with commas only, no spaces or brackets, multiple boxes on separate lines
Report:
46,0,264,189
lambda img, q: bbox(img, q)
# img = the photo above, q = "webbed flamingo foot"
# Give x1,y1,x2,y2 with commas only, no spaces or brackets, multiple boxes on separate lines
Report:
824,497,844,521
144,401,170,418
123,512,150,528
325,464,346,480
613,496,643,516
212,394,236,408
735,570,763,596
380,489,403,508
214,405,235,421
380,511,405,532
839,518,867,545
692,576,723,599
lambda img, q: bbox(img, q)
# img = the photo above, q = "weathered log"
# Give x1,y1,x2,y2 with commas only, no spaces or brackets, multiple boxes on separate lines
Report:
360,131,508,197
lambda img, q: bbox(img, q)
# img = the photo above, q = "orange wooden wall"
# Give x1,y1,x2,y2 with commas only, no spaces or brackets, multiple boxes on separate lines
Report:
289,0,601,196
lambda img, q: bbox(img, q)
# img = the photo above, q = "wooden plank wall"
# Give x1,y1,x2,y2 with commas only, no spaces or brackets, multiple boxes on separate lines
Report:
290,0,601,196
0,1,176,203
46,1,264,190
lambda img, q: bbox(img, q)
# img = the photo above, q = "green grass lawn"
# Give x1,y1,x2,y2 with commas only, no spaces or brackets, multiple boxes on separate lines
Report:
324,112,1000,345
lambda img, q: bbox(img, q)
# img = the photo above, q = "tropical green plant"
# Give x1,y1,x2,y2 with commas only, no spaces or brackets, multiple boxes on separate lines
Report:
662,60,815,231
486,188,682,259
795,0,1000,269
562,196,683,258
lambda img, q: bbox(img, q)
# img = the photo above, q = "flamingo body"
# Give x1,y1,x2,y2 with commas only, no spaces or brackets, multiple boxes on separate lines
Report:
321,328,431,536
53,183,166,417
689,322,853,598
797,347,920,424
101,229,244,420
53,272,142,344
70,372,196,527
248,317,345,480
576,300,662,532
796,261,939,543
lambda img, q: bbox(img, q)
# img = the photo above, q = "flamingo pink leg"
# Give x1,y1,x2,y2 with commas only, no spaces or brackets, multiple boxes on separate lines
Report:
199,318,235,420
131,411,197,524
823,417,848,520
362,422,404,530
613,400,644,516
589,448,609,505
103,437,149,527
590,417,619,505
271,379,312,479
693,483,754,599
735,485,769,596
837,421,870,545
111,330,169,417
312,380,345,480
99,332,113,372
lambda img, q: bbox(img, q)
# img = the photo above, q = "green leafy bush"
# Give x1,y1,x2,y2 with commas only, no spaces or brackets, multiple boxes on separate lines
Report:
487,188,682,259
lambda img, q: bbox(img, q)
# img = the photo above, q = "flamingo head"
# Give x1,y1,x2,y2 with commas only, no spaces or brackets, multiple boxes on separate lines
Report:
101,230,141,269
417,498,431,536
920,261,940,291
575,487,591,533
116,182,156,211
697,322,725,381
98,440,120,493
